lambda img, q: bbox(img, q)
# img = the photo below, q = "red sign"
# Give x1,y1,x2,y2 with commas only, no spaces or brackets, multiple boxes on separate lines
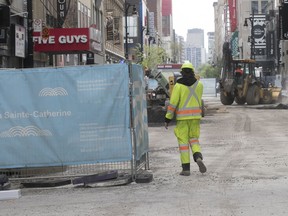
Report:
33,28,90,52
228,0,237,32
157,64,182,69
162,0,172,16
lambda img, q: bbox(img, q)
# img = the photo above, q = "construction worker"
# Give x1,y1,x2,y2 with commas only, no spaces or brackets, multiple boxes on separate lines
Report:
165,61,206,176
235,65,243,76
235,65,243,85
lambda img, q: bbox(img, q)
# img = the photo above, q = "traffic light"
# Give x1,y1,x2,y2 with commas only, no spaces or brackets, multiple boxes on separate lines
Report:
0,5,10,28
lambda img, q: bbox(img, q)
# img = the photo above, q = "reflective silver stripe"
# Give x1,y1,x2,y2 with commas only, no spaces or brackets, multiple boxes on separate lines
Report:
167,104,177,114
177,112,201,117
177,107,201,111
176,107,202,117
167,110,173,114
175,81,201,118
183,80,201,108
180,150,189,153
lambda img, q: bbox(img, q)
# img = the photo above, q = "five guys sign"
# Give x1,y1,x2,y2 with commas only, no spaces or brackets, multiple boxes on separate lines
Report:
33,28,90,52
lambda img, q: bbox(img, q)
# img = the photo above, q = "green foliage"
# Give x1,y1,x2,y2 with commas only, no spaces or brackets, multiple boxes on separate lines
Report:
198,63,221,78
133,44,168,70
170,42,181,63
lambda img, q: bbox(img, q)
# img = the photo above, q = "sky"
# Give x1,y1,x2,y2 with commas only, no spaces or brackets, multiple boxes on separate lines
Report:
172,0,216,47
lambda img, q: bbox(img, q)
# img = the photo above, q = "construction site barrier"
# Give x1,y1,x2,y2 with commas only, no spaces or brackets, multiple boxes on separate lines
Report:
0,63,149,180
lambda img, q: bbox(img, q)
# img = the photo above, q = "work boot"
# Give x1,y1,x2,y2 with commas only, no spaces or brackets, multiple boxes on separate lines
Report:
179,170,191,176
196,158,207,173
180,163,190,176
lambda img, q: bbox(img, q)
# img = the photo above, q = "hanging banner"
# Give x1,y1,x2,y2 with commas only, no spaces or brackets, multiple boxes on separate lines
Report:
280,3,288,40
228,0,237,32
57,0,67,27
253,14,266,56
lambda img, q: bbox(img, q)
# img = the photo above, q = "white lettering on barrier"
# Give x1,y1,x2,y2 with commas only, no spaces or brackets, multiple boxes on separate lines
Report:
1,110,72,119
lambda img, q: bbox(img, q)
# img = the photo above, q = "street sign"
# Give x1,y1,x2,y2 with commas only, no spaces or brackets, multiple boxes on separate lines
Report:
33,19,42,32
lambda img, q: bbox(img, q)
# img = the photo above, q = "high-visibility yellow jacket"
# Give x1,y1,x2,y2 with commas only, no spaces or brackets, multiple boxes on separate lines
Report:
165,80,203,121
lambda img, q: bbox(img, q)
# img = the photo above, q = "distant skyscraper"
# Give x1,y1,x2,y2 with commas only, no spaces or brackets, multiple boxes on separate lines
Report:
161,0,173,62
185,28,205,69
186,29,204,48
147,0,162,38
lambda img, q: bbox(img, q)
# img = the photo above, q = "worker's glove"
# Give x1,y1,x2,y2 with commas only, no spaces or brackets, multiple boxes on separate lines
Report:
164,118,171,130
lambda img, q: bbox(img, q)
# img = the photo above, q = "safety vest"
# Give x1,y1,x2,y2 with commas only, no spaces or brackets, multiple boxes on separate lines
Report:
165,80,203,120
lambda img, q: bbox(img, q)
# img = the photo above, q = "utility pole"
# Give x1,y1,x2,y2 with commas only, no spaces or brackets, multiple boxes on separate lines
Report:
125,0,129,60
124,0,137,60
24,0,33,68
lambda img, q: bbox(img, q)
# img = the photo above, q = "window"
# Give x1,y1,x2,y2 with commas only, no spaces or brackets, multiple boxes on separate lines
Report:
127,16,138,37
261,1,269,14
251,1,258,13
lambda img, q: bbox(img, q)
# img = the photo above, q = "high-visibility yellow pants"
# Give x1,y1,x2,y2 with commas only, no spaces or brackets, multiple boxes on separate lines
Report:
174,119,202,164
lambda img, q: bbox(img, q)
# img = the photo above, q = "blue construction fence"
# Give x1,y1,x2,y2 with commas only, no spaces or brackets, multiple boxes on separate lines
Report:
0,63,149,175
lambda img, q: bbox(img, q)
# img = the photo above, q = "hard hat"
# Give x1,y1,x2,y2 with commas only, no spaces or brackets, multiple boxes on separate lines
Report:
181,61,194,70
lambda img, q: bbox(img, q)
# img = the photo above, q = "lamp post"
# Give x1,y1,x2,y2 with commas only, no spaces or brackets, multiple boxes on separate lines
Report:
244,10,255,59
124,0,137,60
24,0,33,68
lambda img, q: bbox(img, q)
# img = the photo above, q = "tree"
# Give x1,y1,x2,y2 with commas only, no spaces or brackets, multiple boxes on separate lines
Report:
170,42,181,63
197,63,221,78
134,44,168,70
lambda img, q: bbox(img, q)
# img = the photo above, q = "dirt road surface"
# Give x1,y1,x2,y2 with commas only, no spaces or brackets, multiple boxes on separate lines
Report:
1,97,288,216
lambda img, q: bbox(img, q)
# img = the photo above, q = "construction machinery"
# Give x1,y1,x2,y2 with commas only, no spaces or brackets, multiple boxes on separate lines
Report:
145,64,181,114
219,42,282,105
146,64,205,122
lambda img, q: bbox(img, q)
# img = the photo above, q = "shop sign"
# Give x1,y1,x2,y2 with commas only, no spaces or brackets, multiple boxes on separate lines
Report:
15,25,26,58
89,26,102,52
57,0,66,27
33,28,89,52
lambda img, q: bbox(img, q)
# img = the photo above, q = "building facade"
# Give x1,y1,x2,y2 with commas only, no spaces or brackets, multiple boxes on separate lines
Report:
161,0,173,62
0,0,29,68
207,32,215,64
214,0,279,76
